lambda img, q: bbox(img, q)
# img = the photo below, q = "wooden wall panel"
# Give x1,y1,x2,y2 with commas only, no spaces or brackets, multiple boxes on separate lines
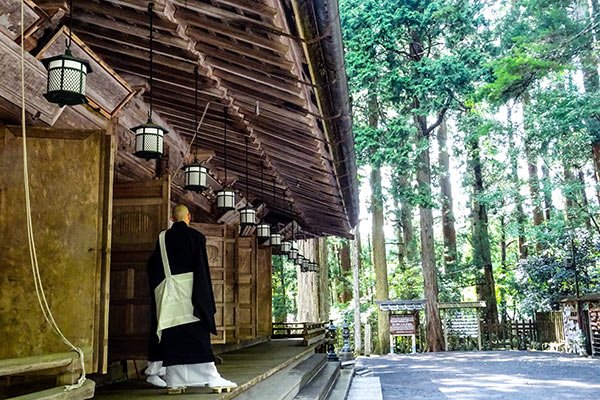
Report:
236,237,256,340
0,127,110,373
256,245,272,337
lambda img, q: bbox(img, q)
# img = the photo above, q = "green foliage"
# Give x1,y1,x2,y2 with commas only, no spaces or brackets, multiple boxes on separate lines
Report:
515,230,600,316
272,256,297,322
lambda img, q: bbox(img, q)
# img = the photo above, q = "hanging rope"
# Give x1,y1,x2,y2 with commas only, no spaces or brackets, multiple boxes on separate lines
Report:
20,0,85,390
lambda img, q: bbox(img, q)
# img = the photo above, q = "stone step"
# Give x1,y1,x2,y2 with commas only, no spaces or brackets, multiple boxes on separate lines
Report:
293,362,340,400
326,367,354,400
232,353,327,400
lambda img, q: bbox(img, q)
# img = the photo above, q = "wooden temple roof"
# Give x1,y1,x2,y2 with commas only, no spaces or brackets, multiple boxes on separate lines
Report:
15,0,358,238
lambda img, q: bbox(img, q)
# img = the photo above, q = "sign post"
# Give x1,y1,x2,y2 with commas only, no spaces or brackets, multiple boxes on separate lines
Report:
389,313,417,354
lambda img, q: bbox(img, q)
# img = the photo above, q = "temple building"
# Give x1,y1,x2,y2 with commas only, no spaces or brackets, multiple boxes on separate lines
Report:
0,0,358,398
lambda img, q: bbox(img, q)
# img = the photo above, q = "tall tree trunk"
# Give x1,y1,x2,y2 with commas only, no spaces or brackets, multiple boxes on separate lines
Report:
563,164,577,223
469,135,499,324
580,0,600,204
297,239,320,322
437,118,458,272
577,171,592,230
523,93,545,233
352,222,362,354
415,115,445,352
499,214,508,323
391,177,405,266
318,237,330,321
409,28,444,351
541,164,553,221
340,241,352,303
507,108,528,259
369,95,390,355
398,173,416,262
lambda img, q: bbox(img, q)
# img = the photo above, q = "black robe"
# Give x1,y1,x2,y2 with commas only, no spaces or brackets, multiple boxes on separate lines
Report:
147,221,216,366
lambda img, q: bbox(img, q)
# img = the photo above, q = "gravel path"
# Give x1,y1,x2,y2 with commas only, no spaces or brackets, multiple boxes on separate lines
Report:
350,351,600,400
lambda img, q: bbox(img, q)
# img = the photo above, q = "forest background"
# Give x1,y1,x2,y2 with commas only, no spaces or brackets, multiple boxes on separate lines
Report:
272,0,600,354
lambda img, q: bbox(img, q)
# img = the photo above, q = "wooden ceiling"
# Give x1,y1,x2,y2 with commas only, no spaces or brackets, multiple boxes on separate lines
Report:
31,0,358,238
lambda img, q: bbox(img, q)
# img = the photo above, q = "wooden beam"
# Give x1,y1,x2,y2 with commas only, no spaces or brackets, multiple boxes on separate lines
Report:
178,10,284,52
206,56,301,96
74,12,188,48
172,0,280,32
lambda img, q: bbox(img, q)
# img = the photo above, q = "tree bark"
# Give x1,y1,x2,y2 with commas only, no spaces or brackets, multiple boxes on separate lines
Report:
580,0,600,205
523,93,545,233
437,118,458,272
340,241,352,303
369,95,390,355
577,171,592,230
318,237,330,321
297,239,320,322
415,115,445,352
409,27,444,352
507,108,528,259
541,163,553,221
398,173,416,262
469,135,499,324
391,179,405,266
352,221,362,354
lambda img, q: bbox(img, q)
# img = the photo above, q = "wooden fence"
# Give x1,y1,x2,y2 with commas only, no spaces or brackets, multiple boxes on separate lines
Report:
272,322,328,346
480,312,564,350
481,320,538,350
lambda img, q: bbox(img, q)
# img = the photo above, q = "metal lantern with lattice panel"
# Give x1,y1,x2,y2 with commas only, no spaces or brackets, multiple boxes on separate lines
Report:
240,206,256,227
256,222,271,242
280,241,292,254
41,50,91,106
288,245,299,261
183,163,208,192
270,233,282,247
132,120,167,160
216,189,235,211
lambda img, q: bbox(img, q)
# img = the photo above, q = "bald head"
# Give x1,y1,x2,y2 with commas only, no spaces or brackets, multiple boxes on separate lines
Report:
172,204,191,225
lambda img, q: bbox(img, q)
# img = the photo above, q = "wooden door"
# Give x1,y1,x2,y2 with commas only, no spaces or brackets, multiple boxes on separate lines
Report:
236,237,257,339
108,179,169,361
192,223,228,344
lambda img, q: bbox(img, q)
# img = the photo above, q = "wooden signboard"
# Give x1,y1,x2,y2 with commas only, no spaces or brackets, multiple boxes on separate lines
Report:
589,308,600,356
390,314,416,335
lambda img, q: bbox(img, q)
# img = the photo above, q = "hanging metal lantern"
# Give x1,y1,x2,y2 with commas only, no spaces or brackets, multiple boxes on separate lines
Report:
132,4,167,160
296,254,305,269
217,189,235,211
270,232,282,247
309,262,319,272
280,241,292,254
288,246,299,261
42,49,91,107
240,206,256,227
302,258,310,271
132,120,167,160
256,222,271,241
183,163,208,192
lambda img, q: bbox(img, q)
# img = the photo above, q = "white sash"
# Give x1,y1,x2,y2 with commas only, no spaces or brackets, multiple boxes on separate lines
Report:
154,230,200,341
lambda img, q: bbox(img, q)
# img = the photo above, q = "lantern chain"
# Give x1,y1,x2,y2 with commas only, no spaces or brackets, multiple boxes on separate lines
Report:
148,2,154,121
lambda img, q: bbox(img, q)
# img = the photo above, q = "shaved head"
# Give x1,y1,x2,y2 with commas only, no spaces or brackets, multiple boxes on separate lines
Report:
172,204,191,224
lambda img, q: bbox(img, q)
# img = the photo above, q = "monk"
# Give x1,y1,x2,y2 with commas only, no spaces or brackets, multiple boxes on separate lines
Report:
145,204,236,393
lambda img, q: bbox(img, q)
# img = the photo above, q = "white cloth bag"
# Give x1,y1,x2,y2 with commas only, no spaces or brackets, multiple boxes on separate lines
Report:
154,230,200,341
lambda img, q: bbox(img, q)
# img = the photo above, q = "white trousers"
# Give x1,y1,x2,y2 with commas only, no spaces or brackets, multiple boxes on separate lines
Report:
146,361,235,388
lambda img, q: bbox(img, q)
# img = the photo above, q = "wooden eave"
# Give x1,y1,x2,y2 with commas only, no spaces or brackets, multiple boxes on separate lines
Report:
31,0,358,238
